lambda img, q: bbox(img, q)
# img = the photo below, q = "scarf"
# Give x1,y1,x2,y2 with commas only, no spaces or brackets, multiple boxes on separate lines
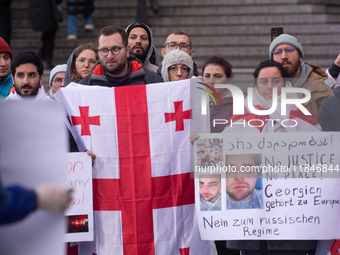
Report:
293,62,313,98
6,85,51,101
0,74,13,98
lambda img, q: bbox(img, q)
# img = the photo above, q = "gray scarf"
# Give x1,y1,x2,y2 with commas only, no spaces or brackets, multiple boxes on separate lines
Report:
293,62,312,98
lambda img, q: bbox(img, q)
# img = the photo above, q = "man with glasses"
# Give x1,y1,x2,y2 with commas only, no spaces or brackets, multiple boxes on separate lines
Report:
47,64,67,99
79,25,162,87
269,34,333,120
158,31,199,76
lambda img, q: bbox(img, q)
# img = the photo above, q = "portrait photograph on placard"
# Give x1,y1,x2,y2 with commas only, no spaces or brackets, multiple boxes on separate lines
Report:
225,153,263,210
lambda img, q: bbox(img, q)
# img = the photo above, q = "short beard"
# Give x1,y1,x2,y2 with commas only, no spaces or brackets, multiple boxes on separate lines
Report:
283,58,301,77
131,45,147,62
16,84,40,97
103,61,127,77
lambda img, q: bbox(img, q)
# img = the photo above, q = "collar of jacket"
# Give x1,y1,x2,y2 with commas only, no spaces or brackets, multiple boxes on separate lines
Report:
92,60,143,77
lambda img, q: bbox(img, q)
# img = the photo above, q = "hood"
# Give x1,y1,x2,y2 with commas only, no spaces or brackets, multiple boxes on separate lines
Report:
64,46,77,86
49,64,67,87
305,62,328,79
161,49,194,82
125,22,160,73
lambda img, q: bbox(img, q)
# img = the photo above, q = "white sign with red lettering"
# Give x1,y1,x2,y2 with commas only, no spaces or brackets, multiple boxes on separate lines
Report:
64,152,93,242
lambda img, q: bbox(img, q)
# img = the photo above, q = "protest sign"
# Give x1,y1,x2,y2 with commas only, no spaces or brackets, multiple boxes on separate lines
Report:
0,101,67,255
65,152,93,242
195,132,340,240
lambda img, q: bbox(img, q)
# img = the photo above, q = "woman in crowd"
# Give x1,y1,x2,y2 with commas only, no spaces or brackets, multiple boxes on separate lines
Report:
202,56,234,133
64,43,98,86
223,59,321,133
190,55,234,142
47,64,67,99
161,49,193,82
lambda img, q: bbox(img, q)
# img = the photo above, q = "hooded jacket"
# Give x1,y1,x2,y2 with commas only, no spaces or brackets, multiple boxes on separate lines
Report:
64,46,77,86
289,62,333,121
302,62,333,121
78,55,162,87
125,22,160,73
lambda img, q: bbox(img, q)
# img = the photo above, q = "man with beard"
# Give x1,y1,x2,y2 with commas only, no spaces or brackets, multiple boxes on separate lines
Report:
6,51,50,101
79,25,162,87
269,34,333,120
199,174,221,211
125,22,160,73
225,154,262,209
0,37,14,98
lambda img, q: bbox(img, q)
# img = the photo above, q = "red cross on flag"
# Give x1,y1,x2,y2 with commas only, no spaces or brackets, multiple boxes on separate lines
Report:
328,240,340,255
56,80,212,255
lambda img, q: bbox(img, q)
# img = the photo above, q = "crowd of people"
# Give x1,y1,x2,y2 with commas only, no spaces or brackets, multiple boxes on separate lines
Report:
0,20,339,255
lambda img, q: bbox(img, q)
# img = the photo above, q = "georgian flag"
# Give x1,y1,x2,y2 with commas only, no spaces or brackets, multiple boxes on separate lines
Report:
55,80,212,255
328,240,340,255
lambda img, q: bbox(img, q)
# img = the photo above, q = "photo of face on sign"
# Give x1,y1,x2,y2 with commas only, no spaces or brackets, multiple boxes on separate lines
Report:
196,138,224,167
225,154,263,210
199,174,222,211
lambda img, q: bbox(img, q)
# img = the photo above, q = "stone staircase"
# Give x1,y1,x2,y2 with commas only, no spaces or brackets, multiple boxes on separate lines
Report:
9,0,340,86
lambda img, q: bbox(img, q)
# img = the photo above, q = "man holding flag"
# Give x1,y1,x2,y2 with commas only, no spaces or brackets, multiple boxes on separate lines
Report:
59,25,211,255
78,25,162,87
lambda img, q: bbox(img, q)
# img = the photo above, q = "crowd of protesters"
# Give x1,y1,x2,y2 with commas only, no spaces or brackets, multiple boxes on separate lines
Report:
0,20,339,255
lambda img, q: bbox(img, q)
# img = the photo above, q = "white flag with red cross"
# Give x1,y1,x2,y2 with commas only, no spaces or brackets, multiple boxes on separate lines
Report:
328,240,340,255
55,80,212,255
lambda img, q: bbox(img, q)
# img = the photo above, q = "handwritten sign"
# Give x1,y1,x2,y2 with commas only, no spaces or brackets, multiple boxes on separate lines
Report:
64,152,93,242
194,132,340,240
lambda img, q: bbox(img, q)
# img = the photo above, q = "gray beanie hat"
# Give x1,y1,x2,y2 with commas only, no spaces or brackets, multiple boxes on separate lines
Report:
269,34,304,59
161,49,194,82
49,64,67,87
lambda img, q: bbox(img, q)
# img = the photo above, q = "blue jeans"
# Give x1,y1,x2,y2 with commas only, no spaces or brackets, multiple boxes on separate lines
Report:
67,14,94,36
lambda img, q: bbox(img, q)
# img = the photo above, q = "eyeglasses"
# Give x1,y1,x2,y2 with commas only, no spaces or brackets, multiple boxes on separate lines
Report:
168,65,190,74
164,42,191,50
76,57,97,65
272,47,296,57
53,77,64,85
98,46,125,57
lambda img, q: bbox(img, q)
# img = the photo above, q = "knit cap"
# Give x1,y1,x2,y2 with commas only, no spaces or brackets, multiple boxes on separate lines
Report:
125,22,151,44
0,37,13,59
49,64,67,87
161,49,194,82
269,34,304,59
